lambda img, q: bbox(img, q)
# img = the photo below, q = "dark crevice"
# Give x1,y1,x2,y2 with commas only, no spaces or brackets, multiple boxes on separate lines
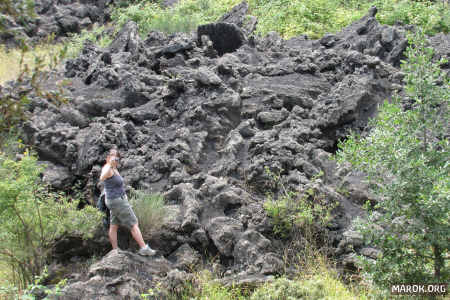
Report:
224,203,242,216
151,61,161,75
326,139,341,154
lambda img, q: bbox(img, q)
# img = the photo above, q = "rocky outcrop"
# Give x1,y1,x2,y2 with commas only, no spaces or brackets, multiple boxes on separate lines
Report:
3,1,448,296
0,0,117,47
218,1,257,36
285,6,417,68
59,249,172,299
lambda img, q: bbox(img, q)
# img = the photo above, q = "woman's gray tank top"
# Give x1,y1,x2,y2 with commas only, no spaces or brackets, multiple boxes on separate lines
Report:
104,173,125,201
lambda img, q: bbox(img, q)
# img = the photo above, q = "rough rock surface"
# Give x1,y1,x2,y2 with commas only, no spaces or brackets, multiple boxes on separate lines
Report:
0,0,117,47
2,2,449,298
59,249,172,300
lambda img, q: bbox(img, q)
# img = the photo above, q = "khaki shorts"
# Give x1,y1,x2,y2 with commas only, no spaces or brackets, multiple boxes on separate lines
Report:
106,194,138,229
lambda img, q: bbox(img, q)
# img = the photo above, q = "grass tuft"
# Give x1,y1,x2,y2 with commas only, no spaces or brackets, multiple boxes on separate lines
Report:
129,189,165,238
66,24,114,58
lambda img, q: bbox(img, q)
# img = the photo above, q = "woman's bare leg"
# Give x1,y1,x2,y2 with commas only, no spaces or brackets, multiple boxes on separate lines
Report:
130,223,146,248
109,224,119,249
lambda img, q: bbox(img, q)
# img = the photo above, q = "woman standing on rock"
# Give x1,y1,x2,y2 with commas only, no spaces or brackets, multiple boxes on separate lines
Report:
100,148,156,256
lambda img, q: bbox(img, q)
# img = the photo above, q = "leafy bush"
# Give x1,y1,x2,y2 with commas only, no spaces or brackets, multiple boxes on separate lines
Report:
129,189,165,238
336,30,449,287
0,151,102,289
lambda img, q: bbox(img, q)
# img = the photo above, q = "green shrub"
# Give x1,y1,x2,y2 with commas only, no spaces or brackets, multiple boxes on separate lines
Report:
0,150,102,289
129,189,165,238
336,30,449,287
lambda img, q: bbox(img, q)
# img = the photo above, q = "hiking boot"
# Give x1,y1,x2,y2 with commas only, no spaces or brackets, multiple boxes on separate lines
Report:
138,244,156,256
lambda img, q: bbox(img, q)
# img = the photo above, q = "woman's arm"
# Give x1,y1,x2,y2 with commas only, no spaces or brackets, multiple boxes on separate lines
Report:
100,164,113,181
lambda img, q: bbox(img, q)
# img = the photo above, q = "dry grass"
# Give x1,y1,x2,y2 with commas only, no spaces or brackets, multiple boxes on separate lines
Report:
0,43,64,85
129,190,166,239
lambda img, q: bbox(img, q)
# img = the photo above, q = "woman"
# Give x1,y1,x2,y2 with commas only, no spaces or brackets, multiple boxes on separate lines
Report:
99,148,156,256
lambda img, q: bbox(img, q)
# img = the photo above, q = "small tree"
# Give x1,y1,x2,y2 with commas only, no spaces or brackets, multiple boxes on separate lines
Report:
336,30,449,287
0,150,102,289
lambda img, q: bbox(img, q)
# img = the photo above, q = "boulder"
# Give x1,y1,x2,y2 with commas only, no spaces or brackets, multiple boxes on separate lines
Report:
218,1,257,35
107,21,141,55
207,217,244,257
59,249,172,299
198,22,246,56
168,243,201,270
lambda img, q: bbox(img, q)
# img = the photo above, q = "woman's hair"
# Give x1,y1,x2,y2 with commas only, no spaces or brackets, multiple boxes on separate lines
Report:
108,148,120,158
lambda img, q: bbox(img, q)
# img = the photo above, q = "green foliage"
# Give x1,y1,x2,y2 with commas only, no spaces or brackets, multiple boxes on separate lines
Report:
0,95,30,134
249,0,363,39
142,259,394,300
263,167,336,240
372,0,449,35
110,0,242,37
249,0,448,38
250,277,304,300
336,30,449,287
106,0,448,43
67,24,113,58
0,130,25,161
0,43,64,85
111,2,196,36
0,0,36,29
250,274,360,300
0,266,68,300
0,150,102,289
129,189,165,238
0,0,36,46
147,270,249,300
